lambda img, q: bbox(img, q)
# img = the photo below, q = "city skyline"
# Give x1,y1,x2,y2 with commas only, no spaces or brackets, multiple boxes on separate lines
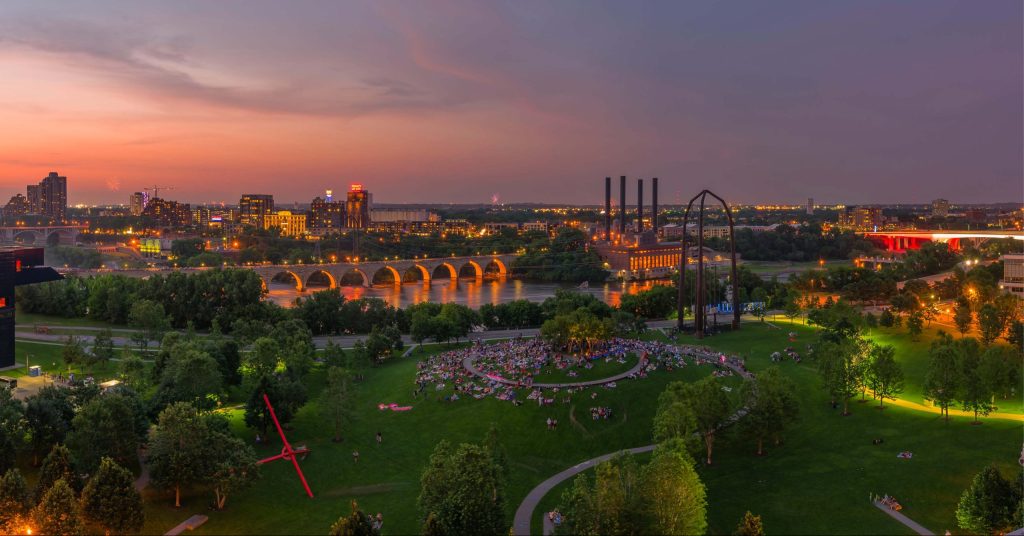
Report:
0,1,1021,205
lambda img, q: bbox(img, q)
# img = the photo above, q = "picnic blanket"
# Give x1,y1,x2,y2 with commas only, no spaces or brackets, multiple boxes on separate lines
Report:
377,403,413,412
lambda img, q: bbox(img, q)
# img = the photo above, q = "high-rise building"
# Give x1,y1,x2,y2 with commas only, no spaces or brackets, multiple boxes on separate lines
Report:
3,195,29,222
264,210,307,237
239,194,274,226
345,184,372,229
310,194,344,231
142,198,192,227
806,198,814,215
192,206,212,227
26,185,40,214
130,192,146,216
38,172,67,223
931,198,950,218
838,206,883,230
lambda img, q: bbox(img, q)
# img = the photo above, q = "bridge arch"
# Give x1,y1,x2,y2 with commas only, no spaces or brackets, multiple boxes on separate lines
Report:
431,263,458,282
483,258,508,277
13,230,40,245
458,260,483,279
402,264,431,284
338,268,370,288
305,270,337,290
270,270,304,292
371,265,402,286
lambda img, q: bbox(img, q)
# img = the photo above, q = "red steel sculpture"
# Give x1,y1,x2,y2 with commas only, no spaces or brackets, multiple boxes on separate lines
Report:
256,393,314,498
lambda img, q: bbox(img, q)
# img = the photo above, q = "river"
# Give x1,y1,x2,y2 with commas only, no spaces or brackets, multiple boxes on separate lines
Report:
266,277,663,308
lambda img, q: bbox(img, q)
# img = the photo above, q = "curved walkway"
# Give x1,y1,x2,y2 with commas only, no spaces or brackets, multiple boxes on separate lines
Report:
511,445,656,535
463,356,647,389
511,355,753,535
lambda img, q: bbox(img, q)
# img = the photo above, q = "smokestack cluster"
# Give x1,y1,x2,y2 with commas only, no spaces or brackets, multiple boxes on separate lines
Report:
604,177,611,240
619,176,626,234
652,177,659,234
637,179,644,232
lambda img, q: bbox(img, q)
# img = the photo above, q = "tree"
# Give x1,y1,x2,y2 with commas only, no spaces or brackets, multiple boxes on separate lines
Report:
128,299,171,345
206,428,259,510
320,367,355,443
328,500,380,536
867,345,903,408
67,393,146,472
639,440,707,535
34,444,77,503
89,328,116,372
246,337,281,378
152,343,223,412
0,469,30,525
956,465,1020,534
817,336,866,415
924,339,960,422
62,335,87,370
979,345,1021,403
119,352,148,392
0,387,24,474
739,367,799,455
684,376,732,465
148,403,209,507
418,441,505,536
954,301,973,337
1007,320,1023,349
906,311,924,341
244,374,307,440
81,457,144,535
978,303,1004,346
879,308,895,327
32,479,83,536
25,386,74,466
734,511,765,536
653,381,697,444
958,342,993,424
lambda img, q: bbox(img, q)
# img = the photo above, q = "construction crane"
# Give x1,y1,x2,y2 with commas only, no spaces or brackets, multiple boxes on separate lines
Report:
143,185,174,199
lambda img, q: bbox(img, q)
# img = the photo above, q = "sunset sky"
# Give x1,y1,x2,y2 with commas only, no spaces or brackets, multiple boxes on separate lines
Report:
0,1,1020,205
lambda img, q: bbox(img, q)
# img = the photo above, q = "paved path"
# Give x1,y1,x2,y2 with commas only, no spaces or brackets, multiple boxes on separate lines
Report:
463,356,647,389
512,445,657,536
873,501,934,535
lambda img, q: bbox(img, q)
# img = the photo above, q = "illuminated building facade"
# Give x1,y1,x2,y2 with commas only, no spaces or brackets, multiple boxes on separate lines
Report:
264,210,307,237
931,198,950,218
142,198,192,227
999,253,1024,298
838,206,883,230
310,195,344,231
345,184,372,229
130,192,146,216
239,194,275,226
3,195,29,223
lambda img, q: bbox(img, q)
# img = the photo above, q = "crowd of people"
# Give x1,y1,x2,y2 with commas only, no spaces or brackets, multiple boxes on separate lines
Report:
414,337,750,408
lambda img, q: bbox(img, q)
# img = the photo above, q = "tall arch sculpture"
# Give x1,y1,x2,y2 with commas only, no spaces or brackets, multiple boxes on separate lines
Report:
676,189,740,338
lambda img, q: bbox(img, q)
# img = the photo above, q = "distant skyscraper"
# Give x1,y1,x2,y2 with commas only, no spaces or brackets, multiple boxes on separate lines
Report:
26,172,67,223
931,198,950,218
130,192,146,216
807,198,814,215
26,185,40,214
345,184,371,229
325,189,333,203
239,194,275,226
142,198,191,227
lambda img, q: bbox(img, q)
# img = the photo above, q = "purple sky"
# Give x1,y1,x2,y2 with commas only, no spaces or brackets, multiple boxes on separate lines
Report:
0,1,1020,205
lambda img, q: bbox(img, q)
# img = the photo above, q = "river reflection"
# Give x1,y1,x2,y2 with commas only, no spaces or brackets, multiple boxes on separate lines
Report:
266,277,665,308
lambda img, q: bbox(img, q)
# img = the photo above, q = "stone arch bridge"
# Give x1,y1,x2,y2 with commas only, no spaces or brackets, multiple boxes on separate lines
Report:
251,254,517,291
0,225,82,246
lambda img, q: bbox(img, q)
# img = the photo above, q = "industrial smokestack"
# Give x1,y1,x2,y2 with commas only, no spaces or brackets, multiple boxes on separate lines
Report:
652,177,659,234
637,179,644,232
619,176,626,234
604,177,611,241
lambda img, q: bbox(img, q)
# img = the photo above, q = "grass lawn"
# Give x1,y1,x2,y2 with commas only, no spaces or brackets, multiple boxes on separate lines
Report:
7,340,122,380
135,324,1021,535
15,309,122,330
532,353,639,384
864,325,1023,415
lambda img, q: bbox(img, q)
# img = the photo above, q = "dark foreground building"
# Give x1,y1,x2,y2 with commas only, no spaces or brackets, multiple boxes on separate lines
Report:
0,247,63,368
